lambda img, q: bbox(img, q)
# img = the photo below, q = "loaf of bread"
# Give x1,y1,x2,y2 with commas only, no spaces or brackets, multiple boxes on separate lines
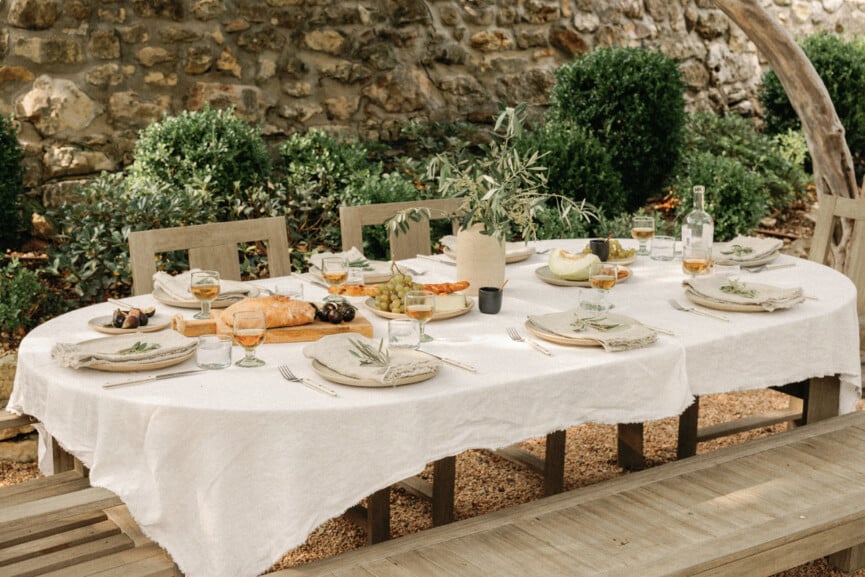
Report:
215,295,316,334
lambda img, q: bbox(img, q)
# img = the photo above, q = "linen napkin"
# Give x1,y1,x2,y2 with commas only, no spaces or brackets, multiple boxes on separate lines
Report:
526,309,657,352
153,271,253,303
713,235,783,265
683,276,804,312
52,331,197,369
303,333,440,385
307,247,392,283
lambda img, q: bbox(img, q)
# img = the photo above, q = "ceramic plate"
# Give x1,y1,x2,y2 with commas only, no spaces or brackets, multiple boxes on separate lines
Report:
363,297,474,321
89,350,195,372
534,265,632,287
443,243,536,264
524,320,602,347
684,289,801,313
713,251,779,268
311,356,439,388
152,285,260,309
88,314,172,335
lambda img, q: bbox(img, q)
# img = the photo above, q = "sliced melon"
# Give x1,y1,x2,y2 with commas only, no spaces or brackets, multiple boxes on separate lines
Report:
548,249,600,280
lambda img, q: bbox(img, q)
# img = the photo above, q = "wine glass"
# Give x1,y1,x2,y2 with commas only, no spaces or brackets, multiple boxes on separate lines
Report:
631,216,655,256
321,257,348,303
582,262,618,312
190,270,220,320
405,290,435,343
232,310,266,368
682,243,712,278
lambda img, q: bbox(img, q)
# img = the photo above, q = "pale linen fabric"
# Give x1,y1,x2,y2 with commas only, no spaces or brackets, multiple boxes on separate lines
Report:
7,245,861,577
683,276,805,311
153,270,253,302
52,331,196,369
713,235,783,265
526,309,657,351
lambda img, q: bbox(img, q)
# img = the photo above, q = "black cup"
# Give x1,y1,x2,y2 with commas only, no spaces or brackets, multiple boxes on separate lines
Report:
478,286,503,314
589,239,609,261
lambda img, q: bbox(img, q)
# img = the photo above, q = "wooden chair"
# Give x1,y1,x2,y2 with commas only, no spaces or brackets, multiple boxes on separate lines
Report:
0,411,180,575
128,216,292,295
339,199,463,260
675,194,865,458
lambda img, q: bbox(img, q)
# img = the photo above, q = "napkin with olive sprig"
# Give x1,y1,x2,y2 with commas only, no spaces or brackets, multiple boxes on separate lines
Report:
526,309,657,352
52,331,197,369
303,333,440,385
683,276,804,311
713,235,783,265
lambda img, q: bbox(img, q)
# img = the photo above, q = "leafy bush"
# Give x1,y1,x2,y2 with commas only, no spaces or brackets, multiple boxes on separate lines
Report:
0,258,50,336
683,112,809,213
517,120,628,220
672,152,768,242
0,115,24,250
550,46,687,212
760,32,865,180
129,106,272,215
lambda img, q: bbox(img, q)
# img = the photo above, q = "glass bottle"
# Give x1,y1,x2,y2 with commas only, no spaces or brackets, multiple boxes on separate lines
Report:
681,185,714,253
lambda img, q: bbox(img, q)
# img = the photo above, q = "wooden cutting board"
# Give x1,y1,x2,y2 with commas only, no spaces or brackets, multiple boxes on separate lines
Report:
171,313,374,343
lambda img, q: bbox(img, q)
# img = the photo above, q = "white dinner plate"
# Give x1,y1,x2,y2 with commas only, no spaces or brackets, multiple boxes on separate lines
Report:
152,285,260,309
90,350,195,372
534,265,632,287
311,356,439,388
363,297,474,321
88,314,172,335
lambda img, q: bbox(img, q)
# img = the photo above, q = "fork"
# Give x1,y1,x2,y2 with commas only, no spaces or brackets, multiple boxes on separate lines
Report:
507,327,552,356
278,365,339,397
668,299,729,322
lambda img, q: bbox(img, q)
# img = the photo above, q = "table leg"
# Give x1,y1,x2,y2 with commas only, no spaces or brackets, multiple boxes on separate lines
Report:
617,423,645,471
52,437,86,476
432,457,455,526
805,375,841,423
366,488,390,544
676,398,700,459
544,430,566,496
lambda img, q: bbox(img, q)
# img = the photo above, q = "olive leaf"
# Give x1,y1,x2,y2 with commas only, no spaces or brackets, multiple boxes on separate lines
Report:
720,278,758,298
117,341,162,355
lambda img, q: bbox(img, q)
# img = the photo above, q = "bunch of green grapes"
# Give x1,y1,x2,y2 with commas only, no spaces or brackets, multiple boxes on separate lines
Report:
374,274,422,314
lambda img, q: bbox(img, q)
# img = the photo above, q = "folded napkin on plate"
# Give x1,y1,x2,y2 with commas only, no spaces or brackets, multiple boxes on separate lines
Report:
303,333,440,385
526,309,657,352
52,331,197,369
714,235,783,264
439,235,529,257
683,276,804,312
153,271,253,302
307,247,392,282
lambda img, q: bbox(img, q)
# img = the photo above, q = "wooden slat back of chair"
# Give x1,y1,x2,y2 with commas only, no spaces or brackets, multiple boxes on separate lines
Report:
128,216,292,295
339,199,463,261
808,195,865,315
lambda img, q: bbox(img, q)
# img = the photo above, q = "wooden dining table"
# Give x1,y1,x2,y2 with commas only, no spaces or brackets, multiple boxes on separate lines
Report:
7,239,861,577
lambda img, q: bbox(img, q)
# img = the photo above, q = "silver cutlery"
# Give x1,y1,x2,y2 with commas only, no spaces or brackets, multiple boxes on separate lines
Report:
668,299,729,322
742,262,796,273
278,365,339,397
507,327,552,356
418,350,477,372
103,369,206,389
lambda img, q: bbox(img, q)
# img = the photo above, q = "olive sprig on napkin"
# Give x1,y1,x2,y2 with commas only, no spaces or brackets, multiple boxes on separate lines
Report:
348,337,390,367
720,278,758,299
720,244,754,257
116,341,162,355
570,316,623,332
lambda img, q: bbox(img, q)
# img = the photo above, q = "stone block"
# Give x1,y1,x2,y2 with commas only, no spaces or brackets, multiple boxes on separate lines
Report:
0,353,16,406
14,37,83,64
8,0,59,30
16,76,99,136
0,436,37,463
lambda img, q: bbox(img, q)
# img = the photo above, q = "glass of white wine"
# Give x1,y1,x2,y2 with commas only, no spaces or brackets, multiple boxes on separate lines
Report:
582,262,618,312
682,243,712,278
190,270,220,320
232,310,266,368
631,215,655,256
321,257,348,302
405,289,435,343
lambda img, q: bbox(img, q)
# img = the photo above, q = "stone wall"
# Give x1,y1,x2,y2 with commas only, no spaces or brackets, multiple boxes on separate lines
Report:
2,0,865,212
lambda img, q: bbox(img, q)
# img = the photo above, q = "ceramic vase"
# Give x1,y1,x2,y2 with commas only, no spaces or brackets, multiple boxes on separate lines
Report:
455,224,506,296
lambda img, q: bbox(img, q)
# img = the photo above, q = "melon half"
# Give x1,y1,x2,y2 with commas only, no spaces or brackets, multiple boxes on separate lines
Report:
547,249,600,281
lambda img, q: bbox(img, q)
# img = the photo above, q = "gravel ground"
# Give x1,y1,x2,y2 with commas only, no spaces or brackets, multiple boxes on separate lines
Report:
3,389,863,576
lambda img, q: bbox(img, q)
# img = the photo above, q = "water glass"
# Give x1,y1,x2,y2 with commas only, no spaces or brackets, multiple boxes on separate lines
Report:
196,334,232,369
650,235,676,261
346,265,366,286
388,318,420,349
274,279,304,300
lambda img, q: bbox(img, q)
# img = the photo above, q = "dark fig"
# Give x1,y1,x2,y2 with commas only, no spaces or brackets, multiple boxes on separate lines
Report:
121,312,140,329
112,309,127,328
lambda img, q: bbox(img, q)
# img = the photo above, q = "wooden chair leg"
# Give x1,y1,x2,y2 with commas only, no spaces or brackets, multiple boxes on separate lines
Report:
677,398,700,459
616,423,645,471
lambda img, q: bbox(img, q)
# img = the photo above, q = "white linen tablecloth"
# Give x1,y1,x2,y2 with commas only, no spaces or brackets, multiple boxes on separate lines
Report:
7,239,860,577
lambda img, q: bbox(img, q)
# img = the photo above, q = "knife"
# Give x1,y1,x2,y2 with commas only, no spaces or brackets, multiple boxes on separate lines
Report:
103,369,206,389
419,351,477,372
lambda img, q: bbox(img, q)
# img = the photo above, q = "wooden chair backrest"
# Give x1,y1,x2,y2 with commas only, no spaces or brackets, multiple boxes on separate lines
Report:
339,198,464,261
128,216,292,295
808,195,865,316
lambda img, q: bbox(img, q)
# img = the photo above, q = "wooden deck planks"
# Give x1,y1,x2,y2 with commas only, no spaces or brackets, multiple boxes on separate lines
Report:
278,411,865,577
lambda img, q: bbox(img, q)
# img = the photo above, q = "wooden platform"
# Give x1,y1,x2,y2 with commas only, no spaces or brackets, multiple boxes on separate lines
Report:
276,411,865,577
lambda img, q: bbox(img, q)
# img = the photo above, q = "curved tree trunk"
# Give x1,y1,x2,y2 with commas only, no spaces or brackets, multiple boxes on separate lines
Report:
713,0,860,271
